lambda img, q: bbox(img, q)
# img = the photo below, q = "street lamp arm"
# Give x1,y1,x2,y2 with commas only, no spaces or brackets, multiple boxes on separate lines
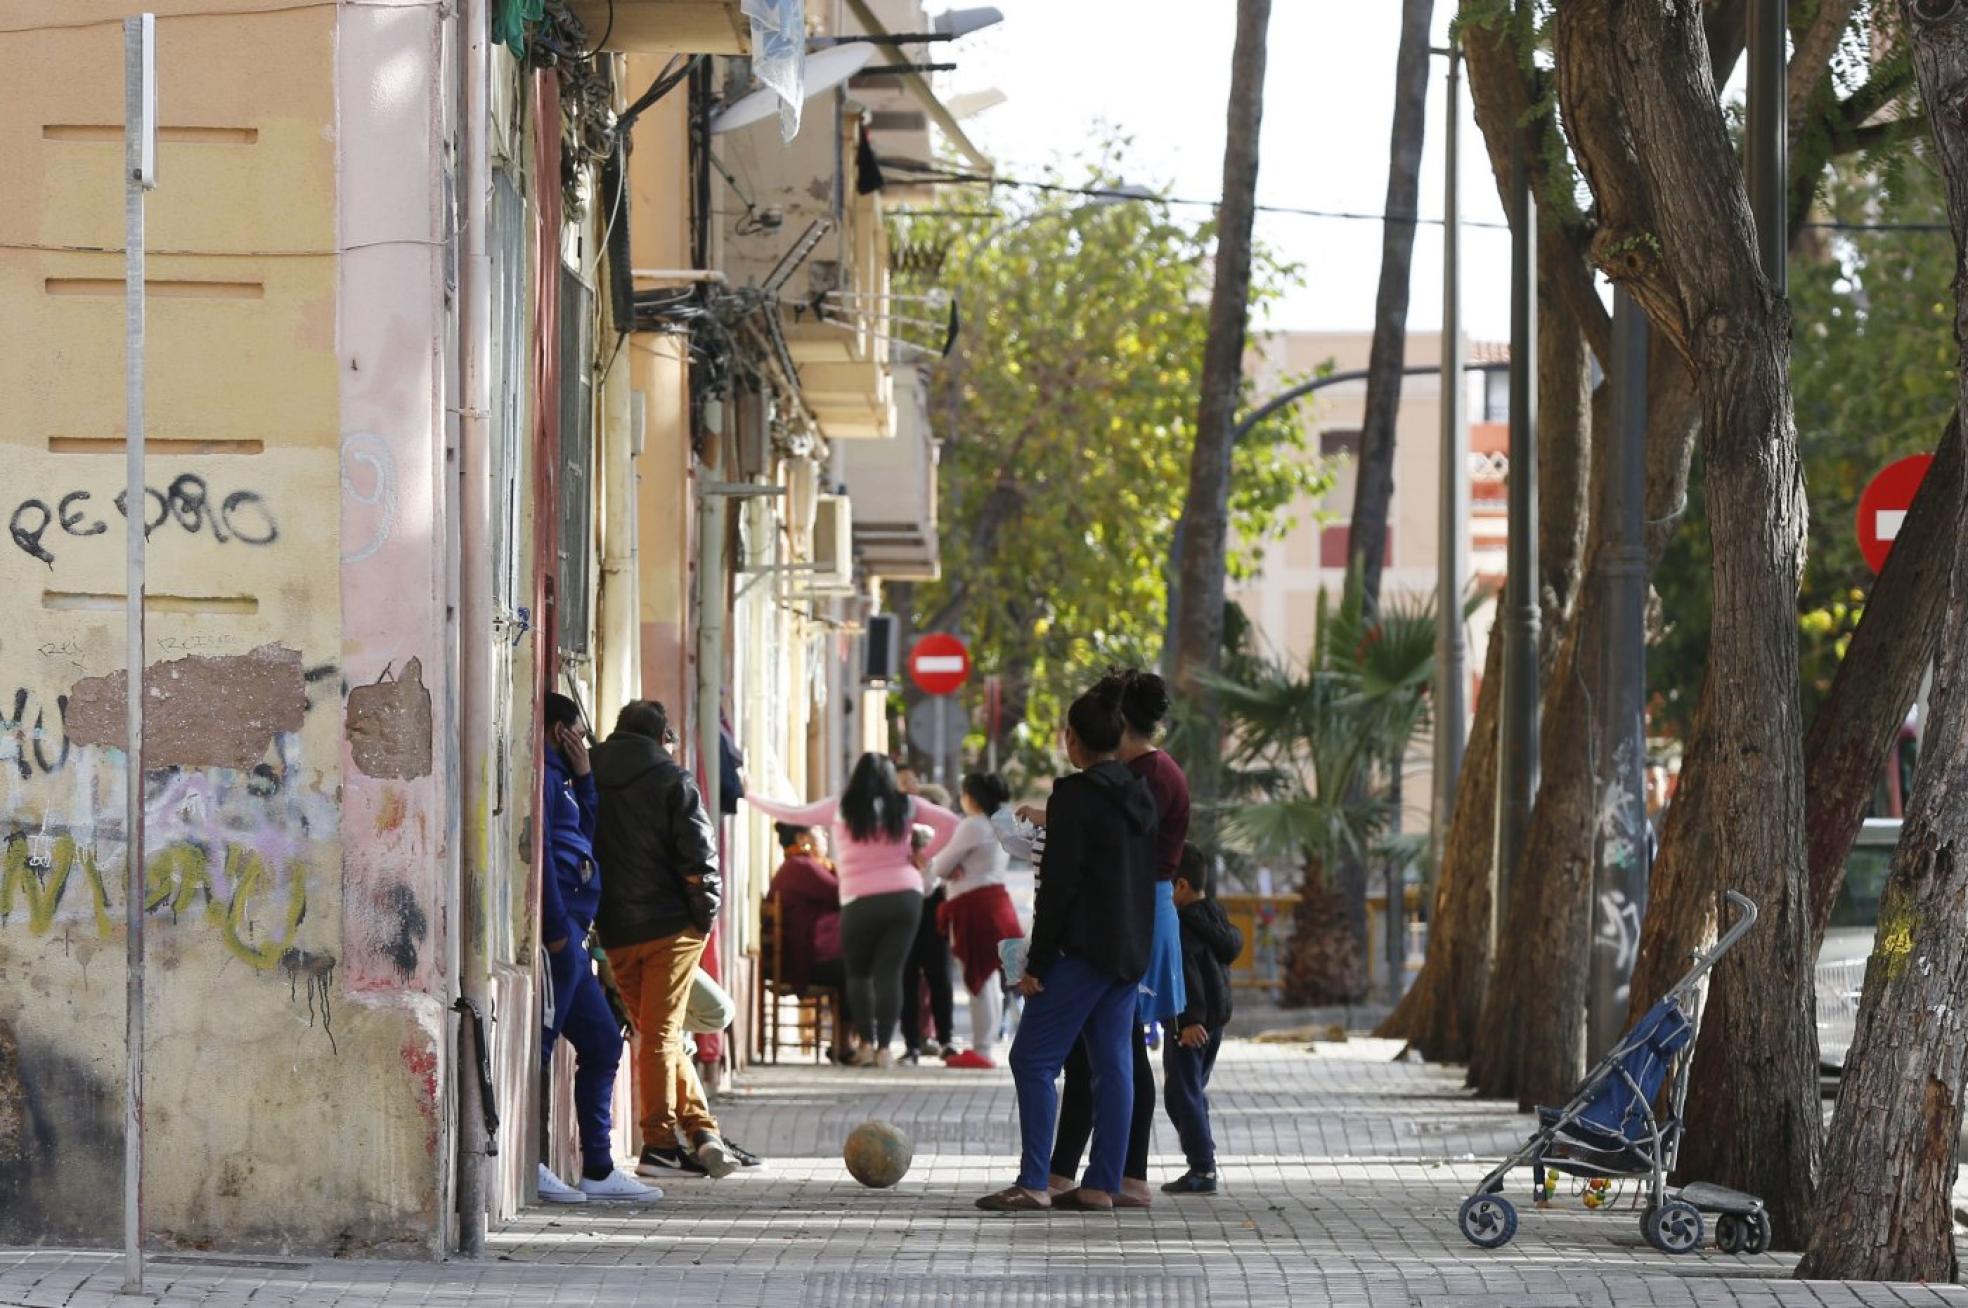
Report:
1232,360,1508,445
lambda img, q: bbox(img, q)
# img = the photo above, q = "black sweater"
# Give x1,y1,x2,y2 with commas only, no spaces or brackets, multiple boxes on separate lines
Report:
1175,898,1244,1031
1027,759,1159,983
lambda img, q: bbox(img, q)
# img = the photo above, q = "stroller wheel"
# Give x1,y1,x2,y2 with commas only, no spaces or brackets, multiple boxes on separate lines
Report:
1643,1199,1704,1255
1743,1210,1771,1254
1458,1193,1518,1249
1715,1213,1745,1254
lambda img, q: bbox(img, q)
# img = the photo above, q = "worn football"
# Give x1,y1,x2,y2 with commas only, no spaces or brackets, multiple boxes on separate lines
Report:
843,1119,914,1188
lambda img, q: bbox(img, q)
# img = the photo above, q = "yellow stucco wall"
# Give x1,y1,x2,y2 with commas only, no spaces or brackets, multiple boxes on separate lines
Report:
0,4,443,1253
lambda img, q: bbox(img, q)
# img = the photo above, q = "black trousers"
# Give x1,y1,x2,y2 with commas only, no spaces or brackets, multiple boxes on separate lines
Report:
1050,1021,1154,1183
900,887,954,1051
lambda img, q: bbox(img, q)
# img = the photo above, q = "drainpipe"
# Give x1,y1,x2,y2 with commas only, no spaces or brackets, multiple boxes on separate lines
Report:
454,0,495,1259
599,335,637,726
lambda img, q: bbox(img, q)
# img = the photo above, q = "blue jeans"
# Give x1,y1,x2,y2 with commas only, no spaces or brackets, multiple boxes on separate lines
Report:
1007,954,1137,1192
544,942,623,1179
1163,1025,1224,1173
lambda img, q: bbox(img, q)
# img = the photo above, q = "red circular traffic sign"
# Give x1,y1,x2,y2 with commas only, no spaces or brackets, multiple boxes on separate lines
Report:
907,633,971,696
1857,454,1933,574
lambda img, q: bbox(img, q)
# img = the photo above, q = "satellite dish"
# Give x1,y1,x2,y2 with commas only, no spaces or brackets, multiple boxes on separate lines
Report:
711,42,879,135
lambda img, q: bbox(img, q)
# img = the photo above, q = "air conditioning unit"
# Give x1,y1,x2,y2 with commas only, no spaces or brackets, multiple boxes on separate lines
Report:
811,494,855,593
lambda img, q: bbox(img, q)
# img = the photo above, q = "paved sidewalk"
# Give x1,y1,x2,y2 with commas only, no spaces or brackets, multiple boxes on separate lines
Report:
4,1038,1965,1306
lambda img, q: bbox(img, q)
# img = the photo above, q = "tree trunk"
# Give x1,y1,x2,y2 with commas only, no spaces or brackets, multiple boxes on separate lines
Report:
1804,414,1964,945
1379,616,1503,1056
1554,2,1819,1244
1169,0,1271,790
1798,7,1968,1277
1283,854,1368,1008
1347,0,1435,615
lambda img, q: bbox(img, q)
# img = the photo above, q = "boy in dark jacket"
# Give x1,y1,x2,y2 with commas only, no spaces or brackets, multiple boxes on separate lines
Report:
1162,843,1244,1195
537,694,660,1204
976,680,1159,1213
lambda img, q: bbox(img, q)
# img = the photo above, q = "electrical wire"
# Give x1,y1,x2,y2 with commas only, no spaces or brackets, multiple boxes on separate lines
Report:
575,0,613,61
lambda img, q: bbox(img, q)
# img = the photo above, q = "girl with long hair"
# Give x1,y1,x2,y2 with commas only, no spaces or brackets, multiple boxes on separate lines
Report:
928,771,1021,1068
746,753,960,1064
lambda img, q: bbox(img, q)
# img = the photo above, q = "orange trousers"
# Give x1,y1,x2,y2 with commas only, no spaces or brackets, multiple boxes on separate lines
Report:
608,929,718,1148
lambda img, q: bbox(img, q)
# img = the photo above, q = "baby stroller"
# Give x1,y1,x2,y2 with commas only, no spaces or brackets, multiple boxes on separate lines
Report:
1457,891,1771,1255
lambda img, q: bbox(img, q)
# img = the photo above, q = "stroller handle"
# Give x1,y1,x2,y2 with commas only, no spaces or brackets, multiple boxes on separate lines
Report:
1668,891,1759,1004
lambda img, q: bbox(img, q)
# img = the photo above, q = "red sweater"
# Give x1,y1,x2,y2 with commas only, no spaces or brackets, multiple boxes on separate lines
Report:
1128,749,1191,881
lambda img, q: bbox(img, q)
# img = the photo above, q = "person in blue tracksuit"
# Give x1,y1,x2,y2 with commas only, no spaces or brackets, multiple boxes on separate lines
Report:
538,693,661,1204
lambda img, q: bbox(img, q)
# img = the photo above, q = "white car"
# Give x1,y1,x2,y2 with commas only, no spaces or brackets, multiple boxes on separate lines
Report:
1814,818,1902,1074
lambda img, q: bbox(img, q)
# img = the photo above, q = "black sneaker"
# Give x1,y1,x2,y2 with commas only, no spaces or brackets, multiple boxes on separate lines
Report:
721,1138,765,1169
1161,1170,1218,1195
636,1145,708,1178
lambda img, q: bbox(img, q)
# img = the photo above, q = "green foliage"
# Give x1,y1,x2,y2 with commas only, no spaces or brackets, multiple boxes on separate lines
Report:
1205,584,1436,875
1650,152,1956,735
891,150,1328,752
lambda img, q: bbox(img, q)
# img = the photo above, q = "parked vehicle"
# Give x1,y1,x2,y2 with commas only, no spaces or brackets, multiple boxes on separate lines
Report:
1814,818,1902,1074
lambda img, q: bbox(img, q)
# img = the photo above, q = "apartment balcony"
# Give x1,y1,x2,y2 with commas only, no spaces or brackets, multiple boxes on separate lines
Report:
565,0,748,53
838,365,937,579
785,316,894,441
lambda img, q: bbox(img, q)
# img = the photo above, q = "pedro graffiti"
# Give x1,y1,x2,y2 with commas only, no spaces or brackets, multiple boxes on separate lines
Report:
8,473,277,567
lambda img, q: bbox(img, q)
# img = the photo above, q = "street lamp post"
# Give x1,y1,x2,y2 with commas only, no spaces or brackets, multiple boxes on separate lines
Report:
1433,39,1468,884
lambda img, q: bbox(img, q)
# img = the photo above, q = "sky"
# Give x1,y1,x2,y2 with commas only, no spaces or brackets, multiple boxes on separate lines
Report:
941,2,1515,341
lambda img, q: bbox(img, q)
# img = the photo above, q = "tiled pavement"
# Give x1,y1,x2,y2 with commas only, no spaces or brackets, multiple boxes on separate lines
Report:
5,1038,1967,1306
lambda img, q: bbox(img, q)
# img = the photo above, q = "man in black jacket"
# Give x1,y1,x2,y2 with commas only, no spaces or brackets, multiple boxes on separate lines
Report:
1161,844,1244,1196
592,700,738,1180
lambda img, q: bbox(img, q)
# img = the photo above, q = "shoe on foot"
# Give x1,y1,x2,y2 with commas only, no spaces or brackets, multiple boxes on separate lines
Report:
579,1170,663,1202
921,1038,942,1057
722,1138,765,1168
692,1132,739,1179
1161,1170,1218,1195
537,1164,588,1205
636,1145,708,1178
945,1049,996,1069
849,1045,879,1068
875,1047,896,1070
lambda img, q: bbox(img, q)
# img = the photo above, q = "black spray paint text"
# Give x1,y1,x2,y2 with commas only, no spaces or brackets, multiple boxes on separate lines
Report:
9,474,278,566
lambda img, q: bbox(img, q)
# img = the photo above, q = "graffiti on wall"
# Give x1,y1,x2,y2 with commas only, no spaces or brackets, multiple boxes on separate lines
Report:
9,473,278,567
0,752,324,971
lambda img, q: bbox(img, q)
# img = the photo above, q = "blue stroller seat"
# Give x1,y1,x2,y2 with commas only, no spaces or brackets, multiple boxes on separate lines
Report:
1456,892,1768,1256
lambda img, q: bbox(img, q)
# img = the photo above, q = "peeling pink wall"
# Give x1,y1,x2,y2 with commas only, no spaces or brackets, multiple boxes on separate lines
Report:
337,7,452,1010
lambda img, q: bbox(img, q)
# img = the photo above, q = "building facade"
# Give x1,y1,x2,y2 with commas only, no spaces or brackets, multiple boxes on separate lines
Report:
0,0,952,1257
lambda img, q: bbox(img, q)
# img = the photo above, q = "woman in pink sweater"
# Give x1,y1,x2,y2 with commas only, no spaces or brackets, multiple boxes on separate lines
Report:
748,754,960,1065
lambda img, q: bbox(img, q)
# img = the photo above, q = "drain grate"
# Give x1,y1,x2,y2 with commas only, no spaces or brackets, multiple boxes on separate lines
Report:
803,1272,1206,1306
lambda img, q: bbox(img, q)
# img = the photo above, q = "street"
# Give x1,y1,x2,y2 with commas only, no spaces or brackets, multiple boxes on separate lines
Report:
5,1037,1964,1307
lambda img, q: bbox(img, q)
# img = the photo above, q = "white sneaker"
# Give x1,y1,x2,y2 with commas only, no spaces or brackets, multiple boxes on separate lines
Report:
921,1038,942,1057
537,1164,588,1205
578,1169,664,1203
692,1133,739,1180
875,1047,895,1070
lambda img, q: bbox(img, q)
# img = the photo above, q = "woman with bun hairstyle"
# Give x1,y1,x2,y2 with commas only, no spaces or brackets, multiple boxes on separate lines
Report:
975,680,1158,1212
929,772,1021,1068
1043,668,1190,1205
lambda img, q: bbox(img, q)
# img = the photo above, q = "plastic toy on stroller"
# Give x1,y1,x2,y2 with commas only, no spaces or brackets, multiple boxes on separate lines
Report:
1457,891,1771,1255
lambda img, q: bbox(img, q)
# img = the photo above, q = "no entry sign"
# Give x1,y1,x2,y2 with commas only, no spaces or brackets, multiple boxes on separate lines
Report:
1857,454,1934,574
907,633,971,697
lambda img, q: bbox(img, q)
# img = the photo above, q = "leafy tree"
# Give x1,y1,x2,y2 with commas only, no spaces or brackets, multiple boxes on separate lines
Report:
890,156,1326,766
1206,586,1436,1006
1652,155,1955,737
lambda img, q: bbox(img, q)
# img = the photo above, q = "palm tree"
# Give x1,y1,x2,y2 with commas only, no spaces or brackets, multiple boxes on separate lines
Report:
1204,586,1436,1006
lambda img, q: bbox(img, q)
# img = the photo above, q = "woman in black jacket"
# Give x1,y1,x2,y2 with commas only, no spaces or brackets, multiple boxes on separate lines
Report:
975,680,1158,1213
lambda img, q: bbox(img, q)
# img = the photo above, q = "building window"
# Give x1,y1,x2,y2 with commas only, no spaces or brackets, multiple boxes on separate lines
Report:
1320,524,1394,569
1483,368,1509,423
558,265,596,654
1320,428,1362,458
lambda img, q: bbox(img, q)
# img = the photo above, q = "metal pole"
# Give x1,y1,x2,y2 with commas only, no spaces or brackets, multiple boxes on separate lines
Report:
1495,131,1540,943
1746,0,1787,291
122,14,156,1296
1432,41,1468,873
453,0,493,1259
1589,291,1651,1060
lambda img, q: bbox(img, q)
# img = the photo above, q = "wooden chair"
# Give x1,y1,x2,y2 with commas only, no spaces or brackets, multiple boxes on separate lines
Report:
756,897,843,1064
